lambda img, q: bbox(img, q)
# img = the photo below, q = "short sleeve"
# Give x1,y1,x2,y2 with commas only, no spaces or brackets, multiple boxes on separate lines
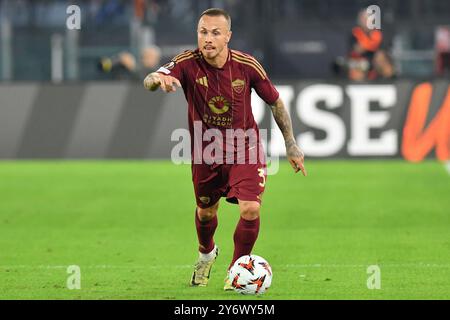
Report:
155,50,195,87
248,58,279,105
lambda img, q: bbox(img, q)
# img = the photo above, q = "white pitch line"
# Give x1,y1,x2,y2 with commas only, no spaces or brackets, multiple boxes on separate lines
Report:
445,161,450,175
0,265,192,270
1,263,450,269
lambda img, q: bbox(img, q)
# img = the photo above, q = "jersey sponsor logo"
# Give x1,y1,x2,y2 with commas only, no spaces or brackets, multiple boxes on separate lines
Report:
208,96,230,114
202,114,232,127
196,76,208,87
232,79,245,94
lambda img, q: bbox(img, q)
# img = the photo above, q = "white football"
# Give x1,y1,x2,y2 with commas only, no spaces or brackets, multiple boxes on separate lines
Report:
228,255,273,295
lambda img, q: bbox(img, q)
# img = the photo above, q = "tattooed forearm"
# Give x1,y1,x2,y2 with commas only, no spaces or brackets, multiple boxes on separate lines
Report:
270,98,295,145
270,98,304,158
270,98,307,174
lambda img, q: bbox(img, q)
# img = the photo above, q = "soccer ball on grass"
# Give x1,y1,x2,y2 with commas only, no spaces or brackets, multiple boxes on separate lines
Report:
228,255,272,295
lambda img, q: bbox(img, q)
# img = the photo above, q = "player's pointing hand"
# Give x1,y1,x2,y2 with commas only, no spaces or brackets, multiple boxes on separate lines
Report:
160,74,181,92
144,72,181,93
286,142,307,176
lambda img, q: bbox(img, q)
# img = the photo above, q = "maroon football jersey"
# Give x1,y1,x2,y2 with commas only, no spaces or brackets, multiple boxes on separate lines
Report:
156,48,279,164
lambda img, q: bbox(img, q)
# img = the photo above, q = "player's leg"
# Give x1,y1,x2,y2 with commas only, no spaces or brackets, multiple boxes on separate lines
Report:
191,201,221,287
226,163,266,268
231,200,261,267
223,200,261,290
195,201,219,255
191,201,220,287
190,163,225,287
223,163,266,290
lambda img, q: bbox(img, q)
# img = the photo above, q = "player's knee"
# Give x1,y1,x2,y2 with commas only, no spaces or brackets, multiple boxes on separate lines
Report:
239,202,260,220
197,203,219,221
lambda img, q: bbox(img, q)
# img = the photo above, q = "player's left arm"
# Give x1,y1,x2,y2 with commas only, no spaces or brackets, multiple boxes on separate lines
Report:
246,53,307,175
270,98,307,176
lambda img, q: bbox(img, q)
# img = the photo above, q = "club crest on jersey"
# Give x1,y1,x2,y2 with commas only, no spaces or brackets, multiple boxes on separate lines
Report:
208,96,230,114
232,79,245,94
199,196,210,205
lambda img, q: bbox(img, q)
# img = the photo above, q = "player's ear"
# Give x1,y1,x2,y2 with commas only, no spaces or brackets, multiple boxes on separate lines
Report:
226,30,232,44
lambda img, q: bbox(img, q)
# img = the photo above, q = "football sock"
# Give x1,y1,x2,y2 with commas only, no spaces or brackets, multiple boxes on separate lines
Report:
195,208,218,254
230,216,260,269
198,245,218,262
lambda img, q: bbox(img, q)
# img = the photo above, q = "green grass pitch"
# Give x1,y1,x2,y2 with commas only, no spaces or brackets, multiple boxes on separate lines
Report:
0,160,449,300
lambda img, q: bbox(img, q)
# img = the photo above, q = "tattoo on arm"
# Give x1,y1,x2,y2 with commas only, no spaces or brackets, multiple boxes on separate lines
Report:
270,98,303,158
270,99,295,145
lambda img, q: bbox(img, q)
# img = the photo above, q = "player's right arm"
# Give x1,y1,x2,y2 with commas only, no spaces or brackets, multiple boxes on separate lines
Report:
144,50,196,93
143,72,181,93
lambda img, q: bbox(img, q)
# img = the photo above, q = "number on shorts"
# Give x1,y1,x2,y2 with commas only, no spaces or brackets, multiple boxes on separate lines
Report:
258,168,266,188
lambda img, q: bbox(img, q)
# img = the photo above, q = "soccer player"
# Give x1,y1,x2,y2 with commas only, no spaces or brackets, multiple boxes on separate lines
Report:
143,8,306,290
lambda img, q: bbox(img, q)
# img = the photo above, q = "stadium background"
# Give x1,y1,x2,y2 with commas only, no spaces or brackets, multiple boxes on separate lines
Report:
0,0,449,300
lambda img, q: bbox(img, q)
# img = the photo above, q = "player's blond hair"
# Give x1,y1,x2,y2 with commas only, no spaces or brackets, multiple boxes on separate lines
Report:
199,8,232,31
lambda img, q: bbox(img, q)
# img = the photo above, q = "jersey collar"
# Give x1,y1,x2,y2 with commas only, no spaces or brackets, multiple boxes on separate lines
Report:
200,48,231,70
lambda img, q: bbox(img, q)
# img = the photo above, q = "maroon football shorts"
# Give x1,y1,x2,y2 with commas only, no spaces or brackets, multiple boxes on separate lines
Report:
192,163,267,208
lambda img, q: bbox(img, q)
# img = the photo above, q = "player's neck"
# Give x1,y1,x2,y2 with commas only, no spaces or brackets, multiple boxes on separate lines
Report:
204,47,229,69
